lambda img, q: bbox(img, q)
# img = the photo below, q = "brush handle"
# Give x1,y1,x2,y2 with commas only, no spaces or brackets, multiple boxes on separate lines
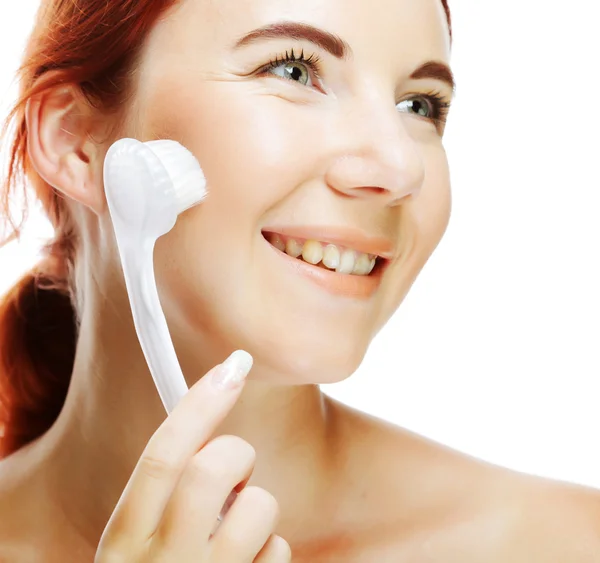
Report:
120,238,189,414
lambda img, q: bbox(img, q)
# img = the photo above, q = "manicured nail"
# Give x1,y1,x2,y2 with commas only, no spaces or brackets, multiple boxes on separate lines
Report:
211,350,253,391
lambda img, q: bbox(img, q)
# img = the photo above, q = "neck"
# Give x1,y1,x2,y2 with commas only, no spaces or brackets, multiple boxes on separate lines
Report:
8,282,343,553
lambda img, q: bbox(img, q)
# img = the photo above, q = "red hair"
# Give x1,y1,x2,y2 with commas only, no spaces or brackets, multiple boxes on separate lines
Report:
0,1,452,459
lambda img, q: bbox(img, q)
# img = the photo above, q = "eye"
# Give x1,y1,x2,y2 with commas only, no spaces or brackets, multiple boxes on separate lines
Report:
261,49,323,89
397,96,432,117
270,61,312,86
396,91,451,129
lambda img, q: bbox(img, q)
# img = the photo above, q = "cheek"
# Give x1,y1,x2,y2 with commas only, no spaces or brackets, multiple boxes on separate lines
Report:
409,150,452,281
419,148,452,245
374,149,451,328
147,81,322,217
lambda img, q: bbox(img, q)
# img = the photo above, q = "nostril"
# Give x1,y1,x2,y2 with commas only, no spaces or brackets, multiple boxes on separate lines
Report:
332,187,387,198
363,187,386,195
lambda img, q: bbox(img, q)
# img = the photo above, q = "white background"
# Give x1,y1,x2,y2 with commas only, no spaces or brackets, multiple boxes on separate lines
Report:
1,1,599,489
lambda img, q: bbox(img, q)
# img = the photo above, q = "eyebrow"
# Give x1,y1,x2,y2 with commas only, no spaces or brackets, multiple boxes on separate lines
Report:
233,21,456,95
234,21,351,59
410,61,456,96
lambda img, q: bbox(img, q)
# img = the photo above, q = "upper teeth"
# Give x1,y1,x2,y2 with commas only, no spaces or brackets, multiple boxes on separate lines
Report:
267,234,377,276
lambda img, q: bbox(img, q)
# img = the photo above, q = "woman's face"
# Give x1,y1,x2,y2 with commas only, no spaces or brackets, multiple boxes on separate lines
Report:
121,0,453,384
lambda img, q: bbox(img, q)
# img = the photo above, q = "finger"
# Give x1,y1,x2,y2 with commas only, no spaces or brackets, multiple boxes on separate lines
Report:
102,351,253,547
151,435,256,557
209,486,280,561
254,535,293,563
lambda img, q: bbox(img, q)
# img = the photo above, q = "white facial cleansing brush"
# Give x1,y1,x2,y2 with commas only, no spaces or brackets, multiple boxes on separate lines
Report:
103,138,208,414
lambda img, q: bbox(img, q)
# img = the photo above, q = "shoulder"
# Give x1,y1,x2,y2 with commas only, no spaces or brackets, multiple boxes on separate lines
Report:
495,473,600,562
325,397,600,562
417,475,600,563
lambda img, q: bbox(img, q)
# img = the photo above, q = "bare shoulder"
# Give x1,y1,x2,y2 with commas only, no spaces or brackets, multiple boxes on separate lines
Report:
325,397,600,562
496,472,600,562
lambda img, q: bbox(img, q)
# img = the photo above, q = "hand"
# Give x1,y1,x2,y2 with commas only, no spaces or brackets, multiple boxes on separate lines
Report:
95,351,291,562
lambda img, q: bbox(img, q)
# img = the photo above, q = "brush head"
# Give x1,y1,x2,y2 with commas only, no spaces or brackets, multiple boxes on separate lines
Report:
104,138,208,240
144,140,208,214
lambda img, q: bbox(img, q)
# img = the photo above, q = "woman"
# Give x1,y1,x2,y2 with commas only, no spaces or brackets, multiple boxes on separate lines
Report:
0,0,598,561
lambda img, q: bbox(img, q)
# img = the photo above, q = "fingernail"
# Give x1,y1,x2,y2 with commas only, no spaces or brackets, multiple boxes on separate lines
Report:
211,350,253,391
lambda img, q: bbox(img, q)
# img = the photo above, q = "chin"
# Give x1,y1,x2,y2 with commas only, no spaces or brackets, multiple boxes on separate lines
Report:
235,329,371,386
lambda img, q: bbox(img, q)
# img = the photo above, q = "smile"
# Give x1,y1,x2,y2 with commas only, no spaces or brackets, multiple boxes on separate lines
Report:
264,231,379,275
261,227,394,299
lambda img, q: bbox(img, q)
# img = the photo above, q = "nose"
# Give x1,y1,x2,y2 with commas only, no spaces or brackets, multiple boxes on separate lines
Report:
324,106,425,206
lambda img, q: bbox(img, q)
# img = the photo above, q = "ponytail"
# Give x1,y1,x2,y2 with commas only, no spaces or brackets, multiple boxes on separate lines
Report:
0,236,78,459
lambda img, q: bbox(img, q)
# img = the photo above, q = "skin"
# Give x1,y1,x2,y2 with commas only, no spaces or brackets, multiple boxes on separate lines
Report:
0,0,599,560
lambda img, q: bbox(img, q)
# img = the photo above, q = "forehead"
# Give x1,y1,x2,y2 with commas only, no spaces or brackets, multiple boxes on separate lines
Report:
167,0,451,61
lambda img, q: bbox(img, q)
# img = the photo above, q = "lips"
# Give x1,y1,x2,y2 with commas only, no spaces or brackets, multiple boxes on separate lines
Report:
261,225,395,299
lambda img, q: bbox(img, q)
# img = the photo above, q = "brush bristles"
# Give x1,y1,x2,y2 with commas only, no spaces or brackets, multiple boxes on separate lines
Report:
145,140,208,214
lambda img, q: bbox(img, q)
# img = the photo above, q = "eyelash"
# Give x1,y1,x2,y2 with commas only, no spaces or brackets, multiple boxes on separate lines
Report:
262,47,324,84
259,48,451,130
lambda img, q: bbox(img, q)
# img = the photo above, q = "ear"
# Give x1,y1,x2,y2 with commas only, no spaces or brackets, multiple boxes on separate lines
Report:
25,82,106,215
